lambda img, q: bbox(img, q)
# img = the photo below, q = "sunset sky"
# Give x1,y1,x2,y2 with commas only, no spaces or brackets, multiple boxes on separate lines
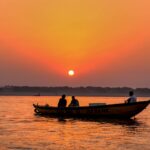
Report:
0,0,150,87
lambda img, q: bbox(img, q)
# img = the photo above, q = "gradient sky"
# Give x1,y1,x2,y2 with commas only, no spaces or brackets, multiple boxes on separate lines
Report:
0,0,150,87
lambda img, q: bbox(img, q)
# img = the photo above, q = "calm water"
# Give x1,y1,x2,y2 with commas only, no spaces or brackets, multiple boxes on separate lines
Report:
0,96,150,150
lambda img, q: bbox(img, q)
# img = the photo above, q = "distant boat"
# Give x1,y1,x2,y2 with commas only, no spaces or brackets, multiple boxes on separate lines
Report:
34,93,41,96
33,100,150,119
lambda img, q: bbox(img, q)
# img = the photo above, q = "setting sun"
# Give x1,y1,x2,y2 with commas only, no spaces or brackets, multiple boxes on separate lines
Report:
68,70,75,76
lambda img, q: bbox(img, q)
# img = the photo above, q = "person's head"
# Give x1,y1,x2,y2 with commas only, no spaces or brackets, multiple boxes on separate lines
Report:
62,94,66,99
129,91,134,96
72,96,75,99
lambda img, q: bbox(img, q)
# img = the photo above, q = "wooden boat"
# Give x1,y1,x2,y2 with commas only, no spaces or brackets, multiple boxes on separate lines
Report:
33,100,150,119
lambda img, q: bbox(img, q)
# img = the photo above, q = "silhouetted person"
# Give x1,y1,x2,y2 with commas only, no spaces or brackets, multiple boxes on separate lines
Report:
125,91,137,103
58,94,67,108
69,96,79,107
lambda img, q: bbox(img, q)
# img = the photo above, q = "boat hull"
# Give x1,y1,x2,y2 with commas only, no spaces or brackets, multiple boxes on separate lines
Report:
33,100,150,119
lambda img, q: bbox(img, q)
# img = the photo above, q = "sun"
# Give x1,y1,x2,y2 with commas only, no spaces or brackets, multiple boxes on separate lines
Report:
68,70,75,76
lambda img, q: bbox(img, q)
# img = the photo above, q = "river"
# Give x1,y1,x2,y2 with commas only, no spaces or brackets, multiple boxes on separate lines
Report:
0,96,150,150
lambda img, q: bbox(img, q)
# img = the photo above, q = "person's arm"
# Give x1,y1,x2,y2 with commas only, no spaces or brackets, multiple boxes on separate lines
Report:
65,99,67,107
58,99,61,107
76,100,79,106
127,98,131,103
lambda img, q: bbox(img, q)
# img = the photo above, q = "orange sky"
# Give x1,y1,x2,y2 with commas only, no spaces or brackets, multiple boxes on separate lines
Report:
0,0,150,87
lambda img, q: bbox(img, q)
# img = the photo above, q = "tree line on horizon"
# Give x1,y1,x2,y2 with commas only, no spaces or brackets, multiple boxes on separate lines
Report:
0,86,150,96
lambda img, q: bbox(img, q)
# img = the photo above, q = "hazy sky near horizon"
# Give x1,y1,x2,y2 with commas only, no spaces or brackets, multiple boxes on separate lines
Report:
0,0,150,87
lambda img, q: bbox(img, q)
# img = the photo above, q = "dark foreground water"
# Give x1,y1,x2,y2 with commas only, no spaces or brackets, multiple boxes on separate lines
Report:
0,96,150,150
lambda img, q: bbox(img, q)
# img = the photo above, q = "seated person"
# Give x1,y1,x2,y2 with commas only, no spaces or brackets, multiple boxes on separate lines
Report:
125,91,137,103
58,94,67,108
69,96,79,107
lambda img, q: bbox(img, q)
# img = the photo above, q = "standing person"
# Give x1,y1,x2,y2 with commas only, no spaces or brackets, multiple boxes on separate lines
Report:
69,96,79,107
58,94,67,108
125,91,137,103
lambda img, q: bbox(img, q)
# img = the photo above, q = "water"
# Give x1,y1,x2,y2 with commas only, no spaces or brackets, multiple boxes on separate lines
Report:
0,96,150,150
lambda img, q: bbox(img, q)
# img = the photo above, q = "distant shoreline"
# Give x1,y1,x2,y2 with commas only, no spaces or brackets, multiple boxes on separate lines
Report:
0,95,150,97
0,86,150,97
